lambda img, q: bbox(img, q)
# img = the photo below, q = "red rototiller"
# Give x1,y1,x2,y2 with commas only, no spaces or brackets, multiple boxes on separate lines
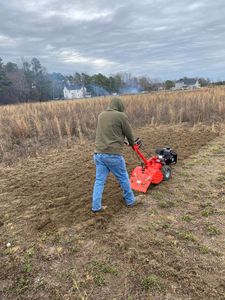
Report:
129,138,177,193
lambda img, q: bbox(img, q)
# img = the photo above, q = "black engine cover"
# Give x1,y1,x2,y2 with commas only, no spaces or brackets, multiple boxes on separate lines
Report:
156,147,177,165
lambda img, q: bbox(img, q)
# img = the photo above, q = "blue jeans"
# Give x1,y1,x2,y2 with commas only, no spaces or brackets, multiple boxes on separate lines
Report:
92,153,135,211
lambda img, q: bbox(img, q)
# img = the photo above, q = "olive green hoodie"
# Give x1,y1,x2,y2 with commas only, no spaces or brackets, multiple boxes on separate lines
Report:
95,98,134,154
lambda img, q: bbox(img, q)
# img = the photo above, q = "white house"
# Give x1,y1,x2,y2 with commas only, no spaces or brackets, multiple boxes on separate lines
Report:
174,78,201,90
63,85,91,99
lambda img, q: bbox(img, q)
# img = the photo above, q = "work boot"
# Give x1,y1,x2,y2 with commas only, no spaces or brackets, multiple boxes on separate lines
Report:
126,196,144,208
123,196,137,208
92,205,107,213
127,201,138,208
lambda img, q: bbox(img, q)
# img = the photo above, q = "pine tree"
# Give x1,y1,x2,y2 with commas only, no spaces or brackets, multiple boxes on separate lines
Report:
0,58,11,93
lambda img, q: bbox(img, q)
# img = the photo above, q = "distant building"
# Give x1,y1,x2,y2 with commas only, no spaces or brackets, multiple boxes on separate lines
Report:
63,84,91,99
158,87,165,91
174,78,201,90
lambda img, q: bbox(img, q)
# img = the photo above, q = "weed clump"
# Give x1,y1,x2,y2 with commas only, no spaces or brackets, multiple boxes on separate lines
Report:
87,261,118,275
177,231,196,242
141,275,163,292
207,225,221,236
181,215,192,222
93,274,106,286
202,207,216,217
199,245,210,254
10,277,31,295
86,260,118,286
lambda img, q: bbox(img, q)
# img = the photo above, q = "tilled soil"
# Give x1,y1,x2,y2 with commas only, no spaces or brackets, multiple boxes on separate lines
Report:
0,124,220,234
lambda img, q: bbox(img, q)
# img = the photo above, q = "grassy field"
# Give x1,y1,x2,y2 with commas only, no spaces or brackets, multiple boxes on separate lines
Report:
0,88,225,299
0,87,225,164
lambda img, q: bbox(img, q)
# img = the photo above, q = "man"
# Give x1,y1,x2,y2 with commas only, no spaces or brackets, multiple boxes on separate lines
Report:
92,97,136,212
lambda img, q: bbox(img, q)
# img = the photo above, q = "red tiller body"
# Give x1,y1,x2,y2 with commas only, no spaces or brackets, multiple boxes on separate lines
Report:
130,143,164,193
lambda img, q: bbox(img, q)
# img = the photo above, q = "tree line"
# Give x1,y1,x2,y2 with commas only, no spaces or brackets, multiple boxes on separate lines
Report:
0,57,213,105
0,57,53,104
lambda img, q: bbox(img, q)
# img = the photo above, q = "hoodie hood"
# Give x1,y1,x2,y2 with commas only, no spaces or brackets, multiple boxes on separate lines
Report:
107,97,125,112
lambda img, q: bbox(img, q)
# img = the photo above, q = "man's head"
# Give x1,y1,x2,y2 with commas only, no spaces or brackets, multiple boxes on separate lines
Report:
108,97,125,112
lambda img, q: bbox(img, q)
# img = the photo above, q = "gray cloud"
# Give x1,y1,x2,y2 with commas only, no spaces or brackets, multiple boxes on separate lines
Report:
0,0,225,79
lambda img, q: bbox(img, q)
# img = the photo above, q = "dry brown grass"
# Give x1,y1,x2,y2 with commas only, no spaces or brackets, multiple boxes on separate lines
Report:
0,87,225,164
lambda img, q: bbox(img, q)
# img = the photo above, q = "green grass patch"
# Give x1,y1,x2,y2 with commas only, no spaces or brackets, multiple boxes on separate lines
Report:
22,248,35,273
181,215,192,222
86,260,118,286
207,225,221,236
199,201,213,209
87,261,118,275
9,277,31,295
199,245,210,254
141,275,163,292
202,207,216,217
177,231,196,242
25,247,35,258
22,257,32,273
93,274,106,286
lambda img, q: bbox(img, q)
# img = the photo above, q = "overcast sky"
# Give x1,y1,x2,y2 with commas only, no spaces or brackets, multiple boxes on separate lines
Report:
0,0,225,80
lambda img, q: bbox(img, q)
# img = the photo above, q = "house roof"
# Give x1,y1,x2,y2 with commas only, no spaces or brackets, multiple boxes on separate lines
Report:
176,78,198,85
